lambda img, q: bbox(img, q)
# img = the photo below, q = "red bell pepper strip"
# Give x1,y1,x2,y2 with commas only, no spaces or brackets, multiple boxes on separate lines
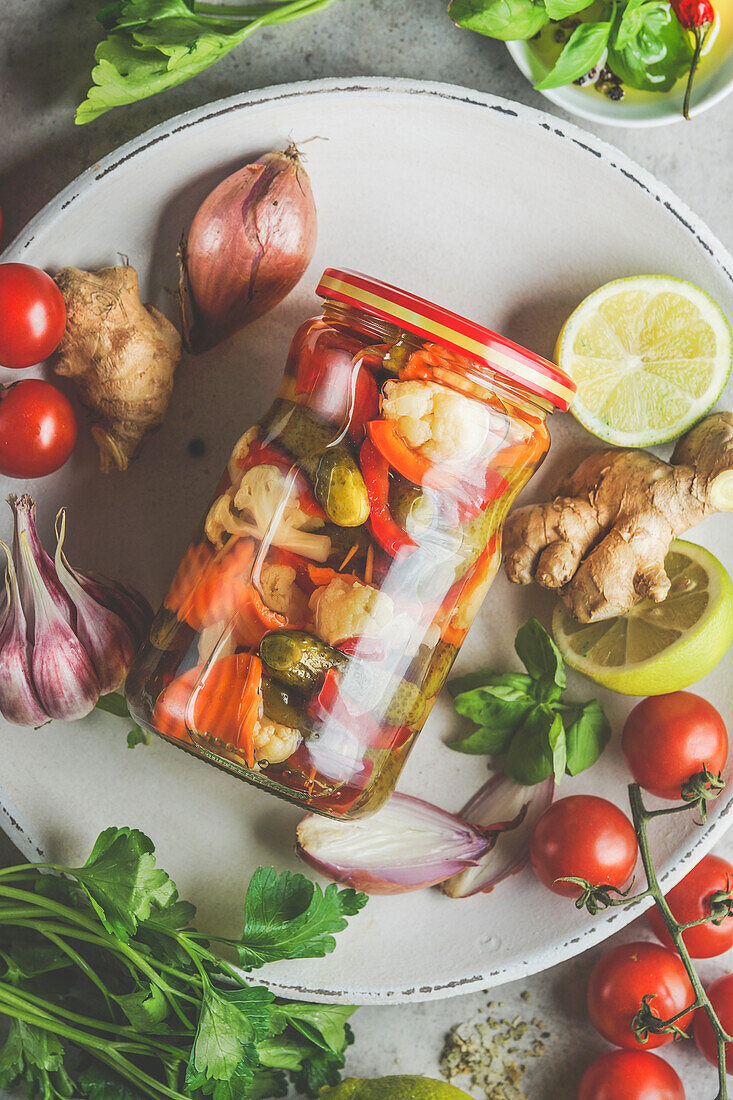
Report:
308,668,412,751
337,635,388,661
236,439,326,519
360,438,416,557
442,466,509,525
439,537,498,646
367,419,460,490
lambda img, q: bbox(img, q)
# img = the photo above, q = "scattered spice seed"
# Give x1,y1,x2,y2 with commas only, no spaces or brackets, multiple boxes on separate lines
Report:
439,997,548,1099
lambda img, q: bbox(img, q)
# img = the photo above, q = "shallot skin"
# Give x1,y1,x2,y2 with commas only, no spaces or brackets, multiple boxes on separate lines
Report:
183,146,317,352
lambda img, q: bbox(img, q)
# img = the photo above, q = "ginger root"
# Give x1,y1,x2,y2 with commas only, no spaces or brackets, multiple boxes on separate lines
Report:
503,412,733,623
53,265,182,472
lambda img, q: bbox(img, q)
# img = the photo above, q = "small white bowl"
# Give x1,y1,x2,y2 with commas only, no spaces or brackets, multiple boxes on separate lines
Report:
506,36,733,126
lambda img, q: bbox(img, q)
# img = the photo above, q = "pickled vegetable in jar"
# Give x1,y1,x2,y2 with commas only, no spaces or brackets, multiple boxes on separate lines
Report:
126,270,576,819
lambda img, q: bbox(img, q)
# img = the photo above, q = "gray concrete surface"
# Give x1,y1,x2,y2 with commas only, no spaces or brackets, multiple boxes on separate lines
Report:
2,1,733,1096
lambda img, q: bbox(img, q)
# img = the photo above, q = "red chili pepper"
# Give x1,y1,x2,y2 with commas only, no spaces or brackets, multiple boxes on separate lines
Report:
308,668,412,751
336,635,388,661
443,466,509,525
360,438,417,557
670,0,715,119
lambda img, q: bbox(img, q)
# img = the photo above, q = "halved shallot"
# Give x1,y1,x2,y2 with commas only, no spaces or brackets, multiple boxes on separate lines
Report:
441,772,555,898
296,793,493,895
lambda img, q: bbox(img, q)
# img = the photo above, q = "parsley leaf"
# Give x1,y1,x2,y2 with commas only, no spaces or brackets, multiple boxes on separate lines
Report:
272,1003,356,1053
186,983,274,1091
69,827,178,940
77,0,342,125
232,867,367,969
78,1062,146,1100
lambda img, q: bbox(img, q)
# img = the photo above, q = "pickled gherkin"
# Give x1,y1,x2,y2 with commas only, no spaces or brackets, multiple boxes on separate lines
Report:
260,630,347,693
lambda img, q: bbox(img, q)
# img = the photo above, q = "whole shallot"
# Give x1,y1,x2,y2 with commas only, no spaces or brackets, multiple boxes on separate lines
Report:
0,495,152,726
180,145,317,352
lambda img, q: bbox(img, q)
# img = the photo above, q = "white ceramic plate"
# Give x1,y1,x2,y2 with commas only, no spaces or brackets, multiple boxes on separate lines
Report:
2,78,733,1005
506,36,733,127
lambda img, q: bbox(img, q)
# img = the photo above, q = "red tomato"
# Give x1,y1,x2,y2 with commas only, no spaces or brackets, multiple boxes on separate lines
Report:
694,973,733,1070
529,795,638,898
577,1050,685,1100
0,263,67,370
587,941,695,1050
0,379,77,478
647,854,733,958
622,693,728,801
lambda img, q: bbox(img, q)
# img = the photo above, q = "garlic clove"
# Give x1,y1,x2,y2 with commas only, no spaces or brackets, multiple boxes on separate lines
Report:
17,526,99,722
76,572,152,649
0,543,48,727
11,495,73,630
54,511,136,694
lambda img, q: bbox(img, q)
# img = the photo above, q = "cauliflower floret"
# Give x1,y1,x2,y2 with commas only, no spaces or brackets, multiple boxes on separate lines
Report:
205,465,331,561
227,426,259,486
309,577,394,646
381,379,490,463
259,563,308,622
253,718,301,765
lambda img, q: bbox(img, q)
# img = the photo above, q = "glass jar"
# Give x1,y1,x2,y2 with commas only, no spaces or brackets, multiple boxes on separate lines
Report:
126,269,575,819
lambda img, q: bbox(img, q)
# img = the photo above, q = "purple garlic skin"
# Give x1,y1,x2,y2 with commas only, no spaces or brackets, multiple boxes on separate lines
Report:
0,543,47,727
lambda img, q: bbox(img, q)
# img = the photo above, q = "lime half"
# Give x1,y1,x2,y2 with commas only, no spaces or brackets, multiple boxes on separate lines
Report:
552,541,733,695
320,1079,472,1099
556,276,732,447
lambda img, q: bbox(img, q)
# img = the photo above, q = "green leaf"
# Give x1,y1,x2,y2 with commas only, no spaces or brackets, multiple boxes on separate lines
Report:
127,723,151,748
186,982,273,1090
70,827,178,941
613,0,649,48
544,0,592,18
272,1004,356,1053
0,1021,24,1088
78,1062,146,1100
503,706,556,785
564,699,612,775
76,0,341,124
547,712,567,785
514,619,566,688
448,723,516,755
608,0,694,90
449,0,550,40
448,669,533,697
246,1069,289,1099
233,868,367,969
115,983,170,1030
452,681,535,730
535,19,612,88
95,691,130,718
291,1028,353,1096
256,1036,308,1070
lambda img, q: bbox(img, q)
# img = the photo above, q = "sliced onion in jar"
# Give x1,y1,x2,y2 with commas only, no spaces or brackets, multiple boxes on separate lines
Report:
296,793,493,894
441,772,554,899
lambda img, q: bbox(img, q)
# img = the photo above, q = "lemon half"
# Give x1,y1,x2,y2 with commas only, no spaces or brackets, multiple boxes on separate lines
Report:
556,276,732,447
552,541,733,696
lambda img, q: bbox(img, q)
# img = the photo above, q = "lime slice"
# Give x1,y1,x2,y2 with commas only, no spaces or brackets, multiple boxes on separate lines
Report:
552,541,733,695
556,276,732,447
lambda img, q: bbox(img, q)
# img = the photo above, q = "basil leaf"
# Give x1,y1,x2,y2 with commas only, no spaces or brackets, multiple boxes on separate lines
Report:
536,20,612,89
608,0,693,91
548,712,567,785
504,706,556,785
448,669,533,696
564,699,612,775
514,618,566,688
449,723,517,755
613,0,649,49
450,0,550,40
452,682,535,729
544,0,594,20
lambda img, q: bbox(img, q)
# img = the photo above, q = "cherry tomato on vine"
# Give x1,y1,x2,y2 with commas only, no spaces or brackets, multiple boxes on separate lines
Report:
622,693,728,801
647,854,733,959
587,941,695,1050
577,1050,685,1100
0,263,67,370
694,974,733,1071
529,795,638,898
0,380,77,478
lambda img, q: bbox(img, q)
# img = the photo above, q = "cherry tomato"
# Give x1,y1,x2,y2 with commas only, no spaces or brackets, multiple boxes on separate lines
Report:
577,1050,685,1100
0,379,77,478
0,263,67,370
529,795,638,898
647,854,733,959
587,941,695,1050
622,693,728,801
694,973,733,1071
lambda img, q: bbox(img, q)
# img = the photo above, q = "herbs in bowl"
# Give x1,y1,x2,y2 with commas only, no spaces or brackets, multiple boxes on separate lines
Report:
450,0,733,120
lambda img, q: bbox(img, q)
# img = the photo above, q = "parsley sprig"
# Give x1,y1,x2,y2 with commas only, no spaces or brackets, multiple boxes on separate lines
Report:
0,827,366,1098
77,0,344,125
448,618,611,786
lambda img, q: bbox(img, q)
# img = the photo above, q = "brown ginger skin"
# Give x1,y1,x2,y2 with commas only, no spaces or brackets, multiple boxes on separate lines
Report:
53,265,182,473
503,412,733,623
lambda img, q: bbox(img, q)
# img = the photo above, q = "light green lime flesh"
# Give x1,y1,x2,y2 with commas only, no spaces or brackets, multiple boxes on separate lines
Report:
319,1077,472,1099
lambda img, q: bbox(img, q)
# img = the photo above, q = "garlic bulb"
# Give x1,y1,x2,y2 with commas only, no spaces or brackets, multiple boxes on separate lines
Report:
0,495,152,727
